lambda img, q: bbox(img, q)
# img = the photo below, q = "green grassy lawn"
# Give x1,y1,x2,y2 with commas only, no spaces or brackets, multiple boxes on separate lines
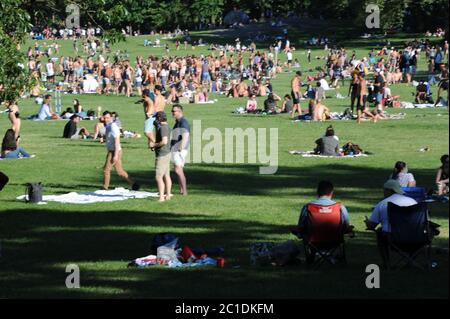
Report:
0,27,448,298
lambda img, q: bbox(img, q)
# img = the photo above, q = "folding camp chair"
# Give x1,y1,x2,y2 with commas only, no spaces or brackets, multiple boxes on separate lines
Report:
382,202,434,271
302,203,347,269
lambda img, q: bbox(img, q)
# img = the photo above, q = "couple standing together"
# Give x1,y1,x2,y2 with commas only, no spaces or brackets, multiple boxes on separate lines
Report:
144,104,190,202
102,87,190,202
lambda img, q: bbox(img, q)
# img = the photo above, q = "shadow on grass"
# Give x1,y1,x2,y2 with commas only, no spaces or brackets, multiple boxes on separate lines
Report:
0,208,447,298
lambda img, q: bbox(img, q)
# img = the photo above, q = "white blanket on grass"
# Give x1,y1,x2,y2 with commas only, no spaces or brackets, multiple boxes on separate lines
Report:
289,150,369,158
16,187,159,204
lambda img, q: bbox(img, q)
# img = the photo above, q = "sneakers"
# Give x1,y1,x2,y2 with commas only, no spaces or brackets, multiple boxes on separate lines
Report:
131,183,140,191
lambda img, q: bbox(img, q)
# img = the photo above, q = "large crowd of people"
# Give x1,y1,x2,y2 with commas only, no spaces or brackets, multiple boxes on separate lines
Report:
1,26,448,203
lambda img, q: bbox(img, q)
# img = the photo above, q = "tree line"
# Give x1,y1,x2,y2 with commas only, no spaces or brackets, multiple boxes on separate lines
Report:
22,0,449,33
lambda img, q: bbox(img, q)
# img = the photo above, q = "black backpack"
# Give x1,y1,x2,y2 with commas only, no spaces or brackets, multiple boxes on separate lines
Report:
25,182,43,203
0,171,9,191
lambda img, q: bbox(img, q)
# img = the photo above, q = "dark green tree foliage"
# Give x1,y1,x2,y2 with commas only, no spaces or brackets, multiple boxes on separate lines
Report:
21,0,448,33
0,0,32,103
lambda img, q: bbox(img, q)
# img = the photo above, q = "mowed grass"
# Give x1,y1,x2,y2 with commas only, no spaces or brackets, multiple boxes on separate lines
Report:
0,28,448,298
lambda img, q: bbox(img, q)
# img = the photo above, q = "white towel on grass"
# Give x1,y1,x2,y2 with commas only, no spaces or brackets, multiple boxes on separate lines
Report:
289,150,368,158
17,187,159,204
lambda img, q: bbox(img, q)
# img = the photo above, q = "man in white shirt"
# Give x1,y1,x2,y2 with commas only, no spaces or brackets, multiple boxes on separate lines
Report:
46,59,55,84
286,50,293,69
365,179,441,265
365,179,417,233
102,111,139,191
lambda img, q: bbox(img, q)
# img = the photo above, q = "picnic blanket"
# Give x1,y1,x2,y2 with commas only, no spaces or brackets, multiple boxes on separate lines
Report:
16,187,159,204
289,150,369,158
413,103,448,109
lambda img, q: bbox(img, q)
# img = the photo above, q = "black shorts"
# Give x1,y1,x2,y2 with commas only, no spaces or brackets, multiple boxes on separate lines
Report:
291,91,300,104
356,95,367,111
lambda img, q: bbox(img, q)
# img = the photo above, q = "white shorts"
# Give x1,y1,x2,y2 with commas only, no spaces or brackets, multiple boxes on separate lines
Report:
171,149,188,167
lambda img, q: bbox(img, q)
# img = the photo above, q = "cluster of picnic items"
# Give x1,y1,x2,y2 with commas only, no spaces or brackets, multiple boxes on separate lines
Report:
127,233,311,269
128,233,226,268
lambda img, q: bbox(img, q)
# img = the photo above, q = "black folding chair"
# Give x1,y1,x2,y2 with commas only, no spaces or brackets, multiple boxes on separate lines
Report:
382,202,434,271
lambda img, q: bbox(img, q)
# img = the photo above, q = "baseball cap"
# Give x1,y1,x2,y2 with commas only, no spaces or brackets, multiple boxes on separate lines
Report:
383,179,405,195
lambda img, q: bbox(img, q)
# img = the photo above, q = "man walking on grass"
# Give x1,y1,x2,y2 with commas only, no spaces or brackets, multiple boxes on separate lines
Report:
102,111,139,191
170,104,190,196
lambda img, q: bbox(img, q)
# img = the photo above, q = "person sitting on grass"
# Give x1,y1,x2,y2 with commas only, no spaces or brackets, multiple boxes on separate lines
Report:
194,87,208,103
73,99,85,117
314,126,340,156
415,81,428,103
93,116,107,143
436,154,449,196
246,94,258,113
33,94,60,121
279,94,293,113
389,161,416,187
263,93,281,114
312,100,331,121
63,114,91,139
1,129,32,159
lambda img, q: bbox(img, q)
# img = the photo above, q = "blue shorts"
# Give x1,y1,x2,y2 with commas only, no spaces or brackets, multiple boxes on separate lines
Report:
202,72,211,81
376,92,383,103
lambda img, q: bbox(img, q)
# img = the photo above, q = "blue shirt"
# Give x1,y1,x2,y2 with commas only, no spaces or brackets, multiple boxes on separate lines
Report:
171,117,190,149
435,52,442,64
298,197,349,228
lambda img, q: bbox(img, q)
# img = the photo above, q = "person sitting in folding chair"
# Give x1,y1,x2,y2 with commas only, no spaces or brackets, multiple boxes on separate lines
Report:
364,179,439,270
292,180,354,267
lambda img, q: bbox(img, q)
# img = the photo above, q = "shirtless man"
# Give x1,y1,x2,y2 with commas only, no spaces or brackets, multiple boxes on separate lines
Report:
312,100,331,121
141,88,155,118
356,73,377,123
154,85,166,112
236,78,249,97
290,71,302,118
